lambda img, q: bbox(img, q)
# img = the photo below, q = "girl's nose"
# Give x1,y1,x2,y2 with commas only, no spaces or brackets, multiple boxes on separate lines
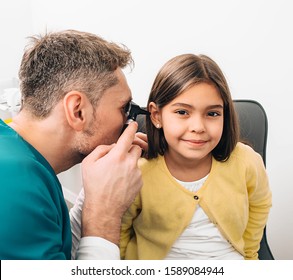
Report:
190,116,205,133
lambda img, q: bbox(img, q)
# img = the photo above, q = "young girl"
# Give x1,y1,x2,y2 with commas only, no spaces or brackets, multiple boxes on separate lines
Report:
120,54,272,260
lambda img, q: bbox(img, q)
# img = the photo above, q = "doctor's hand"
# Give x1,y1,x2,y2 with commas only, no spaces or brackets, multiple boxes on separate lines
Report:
81,122,143,245
134,132,148,152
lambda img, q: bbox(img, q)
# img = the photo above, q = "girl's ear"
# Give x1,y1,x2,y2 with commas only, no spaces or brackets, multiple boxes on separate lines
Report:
148,102,162,128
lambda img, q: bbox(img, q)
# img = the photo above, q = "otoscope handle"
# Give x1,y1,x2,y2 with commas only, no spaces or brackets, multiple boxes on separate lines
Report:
120,102,149,134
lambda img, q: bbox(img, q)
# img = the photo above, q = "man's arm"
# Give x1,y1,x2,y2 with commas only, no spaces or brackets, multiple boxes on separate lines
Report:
70,189,120,260
70,122,144,259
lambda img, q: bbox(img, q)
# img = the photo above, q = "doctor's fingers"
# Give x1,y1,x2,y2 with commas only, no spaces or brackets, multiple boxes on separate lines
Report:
133,132,148,151
114,121,138,154
128,144,143,162
83,144,115,164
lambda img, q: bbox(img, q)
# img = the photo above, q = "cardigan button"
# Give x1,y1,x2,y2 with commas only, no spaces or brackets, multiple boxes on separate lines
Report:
193,195,199,200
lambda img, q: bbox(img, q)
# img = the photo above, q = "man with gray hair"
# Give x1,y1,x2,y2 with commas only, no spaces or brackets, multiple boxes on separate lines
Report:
0,30,147,259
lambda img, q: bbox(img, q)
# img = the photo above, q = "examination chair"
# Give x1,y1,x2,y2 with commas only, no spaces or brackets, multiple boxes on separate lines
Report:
136,99,274,260
233,99,274,260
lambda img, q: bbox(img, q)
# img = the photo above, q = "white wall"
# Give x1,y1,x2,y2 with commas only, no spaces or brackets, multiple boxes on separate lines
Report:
0,1,33,79
1,0,292,259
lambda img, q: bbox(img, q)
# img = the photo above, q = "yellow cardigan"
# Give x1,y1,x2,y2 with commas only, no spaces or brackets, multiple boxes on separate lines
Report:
120,143,272,260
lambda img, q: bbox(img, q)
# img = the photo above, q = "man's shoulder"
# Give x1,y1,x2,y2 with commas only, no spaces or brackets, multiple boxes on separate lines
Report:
0,142,60,203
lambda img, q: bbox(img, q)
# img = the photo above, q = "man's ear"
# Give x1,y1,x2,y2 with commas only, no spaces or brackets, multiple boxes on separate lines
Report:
63,91,90,131
148,102,162,127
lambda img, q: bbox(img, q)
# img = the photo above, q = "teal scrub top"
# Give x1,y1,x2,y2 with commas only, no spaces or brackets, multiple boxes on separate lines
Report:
0,120,71,259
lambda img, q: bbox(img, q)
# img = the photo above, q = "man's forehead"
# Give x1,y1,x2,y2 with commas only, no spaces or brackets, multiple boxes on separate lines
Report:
100,84,132,105
120,95,132,104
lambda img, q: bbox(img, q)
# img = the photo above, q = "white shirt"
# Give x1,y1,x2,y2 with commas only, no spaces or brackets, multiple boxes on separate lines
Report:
165,175,244,260
70,188,120,260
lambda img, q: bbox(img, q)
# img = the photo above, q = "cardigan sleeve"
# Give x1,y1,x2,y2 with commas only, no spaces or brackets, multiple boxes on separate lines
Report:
120,193,141,259
243,150,272,259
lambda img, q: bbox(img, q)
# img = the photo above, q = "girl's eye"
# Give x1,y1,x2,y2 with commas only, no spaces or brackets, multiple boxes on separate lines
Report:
176,110,188,115
208,111,221,117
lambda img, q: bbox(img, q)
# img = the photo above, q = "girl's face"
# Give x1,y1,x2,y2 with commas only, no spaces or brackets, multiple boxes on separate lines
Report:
150,82,224,167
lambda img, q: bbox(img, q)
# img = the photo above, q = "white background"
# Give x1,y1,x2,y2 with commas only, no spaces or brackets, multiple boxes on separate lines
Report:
1,260,292,279
0,0,292,260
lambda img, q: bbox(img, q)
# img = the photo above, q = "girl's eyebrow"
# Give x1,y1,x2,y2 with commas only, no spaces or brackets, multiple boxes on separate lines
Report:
206,104,224,110
171,103,223,110
171,103,193,109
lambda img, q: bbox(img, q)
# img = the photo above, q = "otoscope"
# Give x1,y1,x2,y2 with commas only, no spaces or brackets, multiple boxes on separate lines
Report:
121,101,150,134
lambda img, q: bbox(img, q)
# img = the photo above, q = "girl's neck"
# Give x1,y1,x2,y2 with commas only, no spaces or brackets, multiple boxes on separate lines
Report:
164,152,212,182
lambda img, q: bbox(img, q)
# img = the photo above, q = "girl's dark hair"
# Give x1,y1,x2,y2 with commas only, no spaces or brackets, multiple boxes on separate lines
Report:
146,54,239,161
